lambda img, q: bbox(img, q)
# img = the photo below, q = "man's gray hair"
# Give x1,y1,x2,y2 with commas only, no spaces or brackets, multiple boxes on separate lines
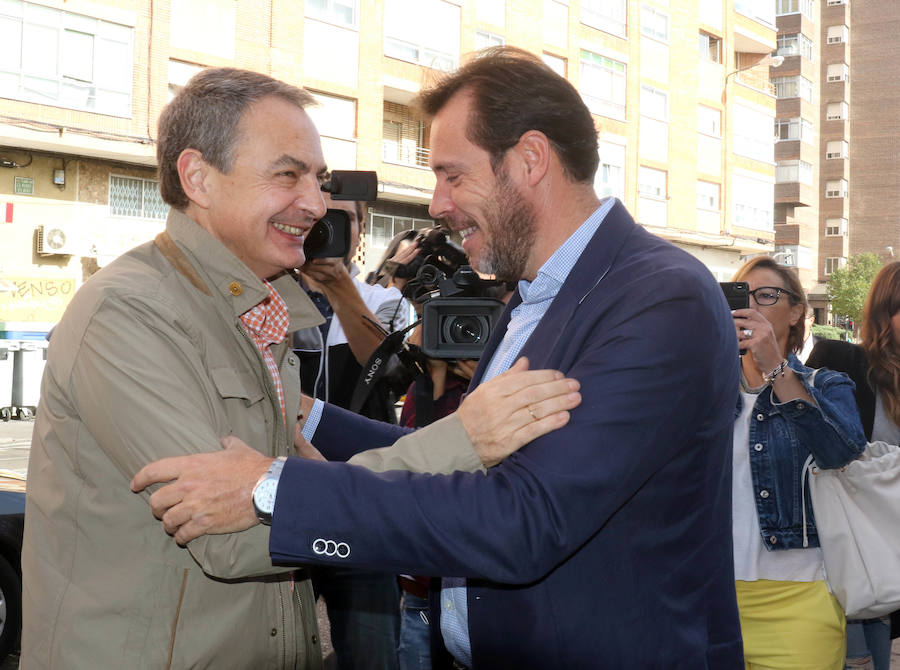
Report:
157,68,315,209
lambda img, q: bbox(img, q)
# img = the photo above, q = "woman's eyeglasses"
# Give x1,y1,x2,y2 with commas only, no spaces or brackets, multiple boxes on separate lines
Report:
749,286,798,306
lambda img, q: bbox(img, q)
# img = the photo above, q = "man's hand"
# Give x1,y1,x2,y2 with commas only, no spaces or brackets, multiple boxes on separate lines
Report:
302,257,350,291
457,357,581,466
130,436,273,545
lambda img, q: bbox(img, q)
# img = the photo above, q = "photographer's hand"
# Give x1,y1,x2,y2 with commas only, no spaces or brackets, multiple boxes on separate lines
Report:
456,357,581,467
300,262,387,365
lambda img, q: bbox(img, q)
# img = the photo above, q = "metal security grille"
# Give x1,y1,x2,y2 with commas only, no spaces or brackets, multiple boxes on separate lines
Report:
109,175,169,220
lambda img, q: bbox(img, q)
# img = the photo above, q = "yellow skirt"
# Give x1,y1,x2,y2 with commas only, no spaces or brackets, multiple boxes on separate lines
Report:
736,580,845,670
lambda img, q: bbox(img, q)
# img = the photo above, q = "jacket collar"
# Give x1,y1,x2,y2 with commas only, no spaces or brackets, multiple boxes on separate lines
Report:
164,209,323,332
473,198,637,383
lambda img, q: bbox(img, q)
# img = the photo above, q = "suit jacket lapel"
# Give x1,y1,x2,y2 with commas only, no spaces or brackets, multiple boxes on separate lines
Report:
470,200,638,387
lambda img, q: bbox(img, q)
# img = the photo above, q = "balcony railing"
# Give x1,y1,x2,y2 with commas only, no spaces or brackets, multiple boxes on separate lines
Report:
381,141,431,168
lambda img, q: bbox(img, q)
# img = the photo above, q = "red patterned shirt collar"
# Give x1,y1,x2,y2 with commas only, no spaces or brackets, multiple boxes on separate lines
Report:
238,280,290,423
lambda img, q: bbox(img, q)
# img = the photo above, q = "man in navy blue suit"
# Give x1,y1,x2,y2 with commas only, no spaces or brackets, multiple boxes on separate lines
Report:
135,47,744,668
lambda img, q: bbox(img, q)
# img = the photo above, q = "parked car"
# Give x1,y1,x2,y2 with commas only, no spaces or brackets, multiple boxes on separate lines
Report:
0,472,25,662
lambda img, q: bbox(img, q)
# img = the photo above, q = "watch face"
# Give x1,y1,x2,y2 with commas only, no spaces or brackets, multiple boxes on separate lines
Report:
254,478,278,515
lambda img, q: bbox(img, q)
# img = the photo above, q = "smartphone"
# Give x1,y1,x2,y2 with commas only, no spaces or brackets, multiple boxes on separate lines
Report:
719,282,750,311
720,282,749,355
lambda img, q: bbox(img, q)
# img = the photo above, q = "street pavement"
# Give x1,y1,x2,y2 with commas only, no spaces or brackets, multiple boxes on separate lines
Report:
0,418,899,668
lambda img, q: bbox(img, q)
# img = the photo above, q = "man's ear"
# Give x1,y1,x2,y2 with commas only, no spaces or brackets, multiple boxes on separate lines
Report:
514,130,551,187
177,149,213,209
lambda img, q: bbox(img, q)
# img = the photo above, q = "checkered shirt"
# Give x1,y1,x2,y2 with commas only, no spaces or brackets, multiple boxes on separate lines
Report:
239,280,290,423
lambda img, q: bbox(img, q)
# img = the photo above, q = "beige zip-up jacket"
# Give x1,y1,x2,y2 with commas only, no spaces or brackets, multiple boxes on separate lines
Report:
22,210,325,669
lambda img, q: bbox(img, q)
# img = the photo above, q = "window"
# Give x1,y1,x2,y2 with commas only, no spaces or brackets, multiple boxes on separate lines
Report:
697,181,720,211
825,257,845,275
369,213,433,251
581,0,626,38
640,85,668,120
732,173,774,231
382,101,428,167
307,92,356,139
777,0,814,18
109,175,169,220
475,30,504,49
827,25,849,44
825,218,848,236
826,101,849,120
542,52,566,77
776,160,813,185
305,0,358,28
384,0,460,70
773,75,814,102
594,141,626,200
826,140,848,159
698,105,721,137
777,34,814,61
168,60,204,103
0,1,133,117
827,63,849,82
826,179,848,198
698,32,721,63
775,117,814,143
733,104,775,163
638,166,667,227
579,50,626,121
641,5,668,42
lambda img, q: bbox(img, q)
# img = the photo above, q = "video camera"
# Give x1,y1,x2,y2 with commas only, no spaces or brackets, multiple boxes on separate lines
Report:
304,170,378,259
415,263,507,360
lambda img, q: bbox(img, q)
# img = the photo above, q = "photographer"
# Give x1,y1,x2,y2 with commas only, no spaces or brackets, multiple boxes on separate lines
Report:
293,192,408,670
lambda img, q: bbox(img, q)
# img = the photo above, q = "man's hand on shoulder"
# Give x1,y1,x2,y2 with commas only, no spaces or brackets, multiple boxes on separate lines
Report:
130,436,273,545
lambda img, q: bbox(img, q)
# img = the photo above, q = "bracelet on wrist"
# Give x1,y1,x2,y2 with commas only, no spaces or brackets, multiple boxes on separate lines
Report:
763,359,788,386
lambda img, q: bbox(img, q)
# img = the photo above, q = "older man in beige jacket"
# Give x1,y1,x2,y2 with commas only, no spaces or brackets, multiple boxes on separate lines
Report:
21,67,577,669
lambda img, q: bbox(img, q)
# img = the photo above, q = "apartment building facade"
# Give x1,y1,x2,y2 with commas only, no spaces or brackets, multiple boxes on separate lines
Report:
0,0,780,337
773,0,900,323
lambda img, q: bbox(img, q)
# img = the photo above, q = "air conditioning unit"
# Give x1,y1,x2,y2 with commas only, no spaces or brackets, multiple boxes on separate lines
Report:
37,224,84,256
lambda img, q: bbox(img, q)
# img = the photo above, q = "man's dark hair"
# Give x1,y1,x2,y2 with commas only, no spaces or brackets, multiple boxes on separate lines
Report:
416,46,599,183
157,68,315,209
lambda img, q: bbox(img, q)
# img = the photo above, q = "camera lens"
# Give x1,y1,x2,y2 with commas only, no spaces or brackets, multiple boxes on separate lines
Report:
442,315,488,345
304,219,332,254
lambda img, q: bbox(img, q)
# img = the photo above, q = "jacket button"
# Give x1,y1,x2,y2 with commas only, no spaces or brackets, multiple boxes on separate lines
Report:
754,443,763,452
759,490,769,498
795,402,805,410
769,536,778,544
288,356,296,366
229,281,242,296
756,413,765,421
270,628,277,637
312,634,319,644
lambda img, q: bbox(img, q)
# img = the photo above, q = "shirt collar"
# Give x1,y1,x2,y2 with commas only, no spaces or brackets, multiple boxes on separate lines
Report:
518,197,617,304
164,208,323,332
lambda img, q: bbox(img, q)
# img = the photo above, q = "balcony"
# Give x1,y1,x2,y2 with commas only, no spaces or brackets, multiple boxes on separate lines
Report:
381,140,430,169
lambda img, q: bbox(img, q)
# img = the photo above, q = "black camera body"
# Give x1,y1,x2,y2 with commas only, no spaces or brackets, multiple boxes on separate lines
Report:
304,170,378,259
419,266,506,359
304,209,351,259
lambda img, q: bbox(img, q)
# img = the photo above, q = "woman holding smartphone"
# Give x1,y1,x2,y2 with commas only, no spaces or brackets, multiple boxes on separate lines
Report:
807,261,900,670
728,256,867,669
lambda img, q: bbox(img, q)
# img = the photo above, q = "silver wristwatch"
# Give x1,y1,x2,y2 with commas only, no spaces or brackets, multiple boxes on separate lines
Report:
252,456,287,525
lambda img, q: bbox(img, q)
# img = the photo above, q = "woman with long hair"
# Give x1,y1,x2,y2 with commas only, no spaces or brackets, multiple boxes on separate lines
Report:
729,256,867,669
807,260,900,670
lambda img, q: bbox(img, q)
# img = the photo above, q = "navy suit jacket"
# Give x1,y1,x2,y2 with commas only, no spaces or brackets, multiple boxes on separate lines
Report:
271,201,744,668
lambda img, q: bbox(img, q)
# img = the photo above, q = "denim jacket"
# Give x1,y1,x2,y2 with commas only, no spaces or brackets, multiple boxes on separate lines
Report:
735,353,867,551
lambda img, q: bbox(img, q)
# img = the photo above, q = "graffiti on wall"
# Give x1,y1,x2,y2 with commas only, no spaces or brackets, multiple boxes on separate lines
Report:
0,277,77,323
